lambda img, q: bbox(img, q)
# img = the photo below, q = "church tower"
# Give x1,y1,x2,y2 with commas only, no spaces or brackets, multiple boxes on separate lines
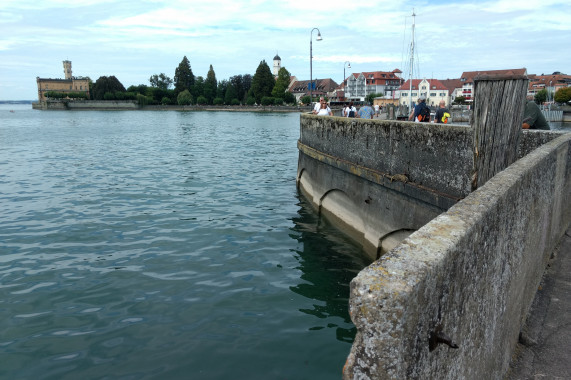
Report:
63,60,72,80
273,53,281,76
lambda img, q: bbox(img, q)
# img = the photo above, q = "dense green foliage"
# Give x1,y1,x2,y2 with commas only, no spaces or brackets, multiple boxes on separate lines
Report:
300,95,311,105
453,95,467,105
554,87,571,104
174,56,195,96
82,56,300,107
92,76,127,100
177,89,193,105
44,91,88,99
204,65,217,104
534,89,548,104
271,67,292,102
149,73,173,91
366,92,384,104
250,60,275,104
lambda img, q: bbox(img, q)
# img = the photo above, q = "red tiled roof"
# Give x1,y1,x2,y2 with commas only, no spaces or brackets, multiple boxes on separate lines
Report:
460,68,527,83
397,79,447,91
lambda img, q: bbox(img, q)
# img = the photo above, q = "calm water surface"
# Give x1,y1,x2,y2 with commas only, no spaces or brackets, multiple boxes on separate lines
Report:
0,105,371,379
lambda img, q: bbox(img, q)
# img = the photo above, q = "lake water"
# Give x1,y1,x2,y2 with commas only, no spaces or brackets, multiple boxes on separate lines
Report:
0,105,371,379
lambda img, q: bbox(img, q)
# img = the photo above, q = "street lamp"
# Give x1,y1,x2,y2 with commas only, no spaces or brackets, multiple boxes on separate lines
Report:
344,61,351,97
310,27,322,104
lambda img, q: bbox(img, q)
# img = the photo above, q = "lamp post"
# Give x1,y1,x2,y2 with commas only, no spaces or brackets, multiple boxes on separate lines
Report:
310,27,322,104
344,61,351,98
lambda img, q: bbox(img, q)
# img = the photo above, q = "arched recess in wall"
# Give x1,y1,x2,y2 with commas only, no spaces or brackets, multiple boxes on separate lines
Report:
377,228,416,259
320,189,365,245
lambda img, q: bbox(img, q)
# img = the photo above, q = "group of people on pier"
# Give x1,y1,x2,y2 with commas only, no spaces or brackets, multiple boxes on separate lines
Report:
312,94,549,129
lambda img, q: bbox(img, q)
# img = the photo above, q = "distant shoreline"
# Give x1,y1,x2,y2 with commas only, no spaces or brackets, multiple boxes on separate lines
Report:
31,99,312,113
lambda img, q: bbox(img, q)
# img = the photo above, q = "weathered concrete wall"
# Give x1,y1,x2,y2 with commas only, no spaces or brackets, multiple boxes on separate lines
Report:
343,133,571,379
299,115,474,199
298,115,474,258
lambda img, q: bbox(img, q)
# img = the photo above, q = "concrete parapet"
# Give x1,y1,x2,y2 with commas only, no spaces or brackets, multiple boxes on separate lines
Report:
299,115,474,200
343,133,571,379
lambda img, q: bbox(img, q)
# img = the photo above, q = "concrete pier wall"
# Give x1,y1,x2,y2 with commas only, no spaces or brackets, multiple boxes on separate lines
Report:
297,114,570,378
343,132,570,379
297,115,474,258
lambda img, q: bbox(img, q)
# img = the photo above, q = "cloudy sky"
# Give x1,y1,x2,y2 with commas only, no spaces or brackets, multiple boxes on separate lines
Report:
1,0,569,100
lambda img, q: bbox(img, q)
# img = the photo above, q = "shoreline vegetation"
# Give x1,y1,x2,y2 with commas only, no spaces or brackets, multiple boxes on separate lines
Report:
31,99,312,113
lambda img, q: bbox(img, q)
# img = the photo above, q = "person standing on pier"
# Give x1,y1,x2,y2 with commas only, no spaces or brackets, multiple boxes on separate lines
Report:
408,95,430,122
358,102,374,119
434,100,450,124
313,97,332,116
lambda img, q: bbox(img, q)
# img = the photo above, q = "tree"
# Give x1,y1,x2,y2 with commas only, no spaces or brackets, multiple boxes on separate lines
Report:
283,91,296,105
534,89,548,104
271,67,291,100
149,73,173,91
216,79,228,100
177,89,193,105
300,95,311,105
250,60,275,104
204,65,217,104
224,82,239,104
453,95,467,105
127,84,149,95
174,56,195,95
92,76,126,100
554,87,571,104
366,92,384,104
192,76,205,102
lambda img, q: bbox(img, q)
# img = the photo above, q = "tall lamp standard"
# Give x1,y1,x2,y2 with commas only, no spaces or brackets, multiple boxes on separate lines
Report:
310,27,322,104
344,61,351,96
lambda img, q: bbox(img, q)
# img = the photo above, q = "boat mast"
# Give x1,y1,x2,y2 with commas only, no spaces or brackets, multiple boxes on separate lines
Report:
408,9,415,110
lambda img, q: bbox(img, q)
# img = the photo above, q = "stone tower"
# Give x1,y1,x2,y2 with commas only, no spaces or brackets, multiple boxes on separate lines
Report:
273,53,281,76
63,60,72,80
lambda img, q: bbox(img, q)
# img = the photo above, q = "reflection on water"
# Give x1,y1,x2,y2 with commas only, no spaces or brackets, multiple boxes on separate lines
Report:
290,196,372,343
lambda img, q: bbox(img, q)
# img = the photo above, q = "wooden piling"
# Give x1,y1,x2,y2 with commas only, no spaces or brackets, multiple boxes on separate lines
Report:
471,74,529,191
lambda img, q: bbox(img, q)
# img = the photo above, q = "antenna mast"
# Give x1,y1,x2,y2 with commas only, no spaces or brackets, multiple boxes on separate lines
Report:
408,9,416,110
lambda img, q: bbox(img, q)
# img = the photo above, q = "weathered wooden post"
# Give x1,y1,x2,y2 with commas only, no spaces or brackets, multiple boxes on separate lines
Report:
471,74,529,191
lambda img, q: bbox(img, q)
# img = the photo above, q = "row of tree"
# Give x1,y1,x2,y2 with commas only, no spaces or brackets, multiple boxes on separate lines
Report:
84,57,297,106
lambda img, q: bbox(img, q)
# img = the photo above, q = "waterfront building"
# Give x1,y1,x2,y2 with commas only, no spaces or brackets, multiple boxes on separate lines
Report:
527,72,571,99
343,69,404,101
396,78,449,108
288,78,339,102
439,79,464,105
36,61,90,101
458,68,527,103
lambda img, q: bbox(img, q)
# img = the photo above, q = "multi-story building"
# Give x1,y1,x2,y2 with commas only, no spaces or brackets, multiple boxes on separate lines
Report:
288,78,339,102
36,61,90,101
396,79,449,108
458,68,527,103
527,72,571,100
344,69,404,101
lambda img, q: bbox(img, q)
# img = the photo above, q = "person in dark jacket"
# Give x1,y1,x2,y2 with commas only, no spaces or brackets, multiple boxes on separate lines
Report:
408,95,430,122
522,99,549,130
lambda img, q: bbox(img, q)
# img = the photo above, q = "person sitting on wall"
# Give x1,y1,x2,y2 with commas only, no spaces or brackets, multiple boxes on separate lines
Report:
314,98,332,116
522,96,550,130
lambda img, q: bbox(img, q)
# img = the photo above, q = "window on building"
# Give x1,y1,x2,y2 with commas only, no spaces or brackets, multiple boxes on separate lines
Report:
412,92,418,96
422,86,426,90
402,92,408,97
430,93,436,97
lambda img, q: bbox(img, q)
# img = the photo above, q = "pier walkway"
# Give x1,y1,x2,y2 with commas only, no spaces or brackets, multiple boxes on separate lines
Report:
507,227,571,379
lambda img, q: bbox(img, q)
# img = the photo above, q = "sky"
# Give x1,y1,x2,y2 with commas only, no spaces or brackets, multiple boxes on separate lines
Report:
1,0,570,100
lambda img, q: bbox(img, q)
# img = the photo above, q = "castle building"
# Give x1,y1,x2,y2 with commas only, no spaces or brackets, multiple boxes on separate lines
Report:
36,61,91,101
